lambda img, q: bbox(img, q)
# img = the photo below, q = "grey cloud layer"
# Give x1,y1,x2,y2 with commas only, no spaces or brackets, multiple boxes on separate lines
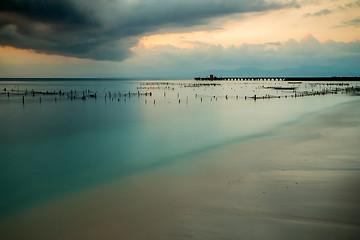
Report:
1,35,359,78
123,35,360,77
0,0,299,61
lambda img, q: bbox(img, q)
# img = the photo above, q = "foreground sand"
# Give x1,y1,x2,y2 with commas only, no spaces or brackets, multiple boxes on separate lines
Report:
1,99,360,240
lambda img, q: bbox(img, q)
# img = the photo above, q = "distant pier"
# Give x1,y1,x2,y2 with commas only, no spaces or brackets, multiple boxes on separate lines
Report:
194,76,360,82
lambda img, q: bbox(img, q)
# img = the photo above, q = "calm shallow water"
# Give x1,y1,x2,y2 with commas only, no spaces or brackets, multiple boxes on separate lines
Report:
0,79,359,217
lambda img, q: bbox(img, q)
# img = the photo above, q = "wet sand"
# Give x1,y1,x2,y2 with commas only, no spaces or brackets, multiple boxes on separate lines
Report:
1,100,360,240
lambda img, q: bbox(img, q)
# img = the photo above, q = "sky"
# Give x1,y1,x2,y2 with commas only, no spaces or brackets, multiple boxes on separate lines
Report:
0,0,359,78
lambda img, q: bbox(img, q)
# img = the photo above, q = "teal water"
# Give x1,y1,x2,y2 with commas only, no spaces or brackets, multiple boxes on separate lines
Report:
0,79,359,217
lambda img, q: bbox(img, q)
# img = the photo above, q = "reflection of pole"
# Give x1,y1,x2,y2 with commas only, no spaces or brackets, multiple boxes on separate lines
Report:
22,96,25,105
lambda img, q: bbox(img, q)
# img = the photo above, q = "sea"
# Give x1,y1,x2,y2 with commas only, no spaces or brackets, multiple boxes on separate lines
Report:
0,78,359,218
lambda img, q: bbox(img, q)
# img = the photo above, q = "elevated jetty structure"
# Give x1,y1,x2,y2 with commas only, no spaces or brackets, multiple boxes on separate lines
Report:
194,75,360,82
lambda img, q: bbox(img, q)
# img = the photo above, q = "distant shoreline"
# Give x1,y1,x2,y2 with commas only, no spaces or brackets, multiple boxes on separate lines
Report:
194,76,360,81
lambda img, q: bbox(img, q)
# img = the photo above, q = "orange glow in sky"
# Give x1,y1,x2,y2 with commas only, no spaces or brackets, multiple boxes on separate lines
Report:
137,0,360,50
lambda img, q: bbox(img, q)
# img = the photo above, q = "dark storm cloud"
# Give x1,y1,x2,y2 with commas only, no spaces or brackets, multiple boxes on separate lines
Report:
0,0,88,24
0,0,300,61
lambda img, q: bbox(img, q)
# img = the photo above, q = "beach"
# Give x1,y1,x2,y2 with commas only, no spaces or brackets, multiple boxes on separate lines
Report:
2,0,360,238
1,97,359,239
